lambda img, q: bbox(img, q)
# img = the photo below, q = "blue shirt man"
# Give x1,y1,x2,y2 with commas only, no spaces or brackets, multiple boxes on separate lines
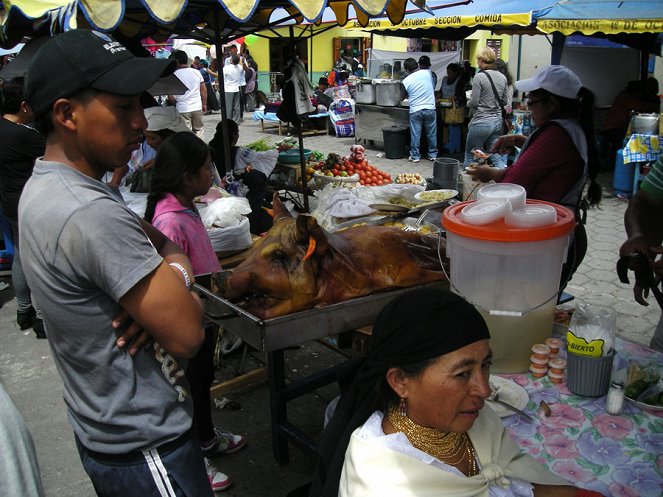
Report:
402,58,438,162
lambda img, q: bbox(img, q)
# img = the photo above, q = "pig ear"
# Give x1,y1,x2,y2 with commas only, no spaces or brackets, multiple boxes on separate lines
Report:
295,215,329,256
272,193,292,221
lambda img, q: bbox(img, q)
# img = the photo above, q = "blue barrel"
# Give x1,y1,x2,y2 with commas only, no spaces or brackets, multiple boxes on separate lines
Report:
612,148,634,198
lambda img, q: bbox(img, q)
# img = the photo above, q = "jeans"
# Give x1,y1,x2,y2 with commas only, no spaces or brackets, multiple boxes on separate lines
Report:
409,109,438,160
464,119,506,168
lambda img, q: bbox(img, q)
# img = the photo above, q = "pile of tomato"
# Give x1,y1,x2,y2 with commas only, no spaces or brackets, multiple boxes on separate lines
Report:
346,159,392,186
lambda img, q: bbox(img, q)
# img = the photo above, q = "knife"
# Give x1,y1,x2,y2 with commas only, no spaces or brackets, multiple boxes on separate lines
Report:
488,398,536,422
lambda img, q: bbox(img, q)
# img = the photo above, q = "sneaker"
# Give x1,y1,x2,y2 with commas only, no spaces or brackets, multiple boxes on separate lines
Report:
17,307,36,330
427,156,437,161
408,156,420,163
32,318,47,339
201,428,246,457
205,458,232,492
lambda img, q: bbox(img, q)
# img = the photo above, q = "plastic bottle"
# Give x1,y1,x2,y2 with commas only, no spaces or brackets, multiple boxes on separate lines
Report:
605,380,625,415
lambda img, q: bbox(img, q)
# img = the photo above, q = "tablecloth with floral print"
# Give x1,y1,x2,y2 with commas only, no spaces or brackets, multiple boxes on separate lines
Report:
497,337,663,496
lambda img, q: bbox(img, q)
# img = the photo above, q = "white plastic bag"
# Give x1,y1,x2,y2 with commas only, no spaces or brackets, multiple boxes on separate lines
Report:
207,217,252,252
567,303,616,358
200,197,252,228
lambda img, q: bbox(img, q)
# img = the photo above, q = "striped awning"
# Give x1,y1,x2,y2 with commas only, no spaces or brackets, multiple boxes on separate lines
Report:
0,0,412,46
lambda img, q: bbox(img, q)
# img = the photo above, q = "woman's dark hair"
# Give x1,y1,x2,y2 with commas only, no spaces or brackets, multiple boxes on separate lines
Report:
446,63,460,75
209,120,239,175
1,77,24,114
150,128,178,142
493,59,513,86
376,357,437,412
144,132,210,223
539,87,602,208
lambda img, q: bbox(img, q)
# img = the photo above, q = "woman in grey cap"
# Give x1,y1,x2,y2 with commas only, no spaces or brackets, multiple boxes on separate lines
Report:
469,65,602,289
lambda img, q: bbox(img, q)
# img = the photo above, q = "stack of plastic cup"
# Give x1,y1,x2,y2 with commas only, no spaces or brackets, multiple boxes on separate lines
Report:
530,344,551,377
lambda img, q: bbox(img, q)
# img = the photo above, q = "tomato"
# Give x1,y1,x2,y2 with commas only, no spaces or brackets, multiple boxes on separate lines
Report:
332,168,339,176
341,165,346,171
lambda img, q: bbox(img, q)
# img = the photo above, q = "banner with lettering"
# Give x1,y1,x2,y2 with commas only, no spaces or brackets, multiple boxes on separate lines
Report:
537,18,663,35
344,13,533,31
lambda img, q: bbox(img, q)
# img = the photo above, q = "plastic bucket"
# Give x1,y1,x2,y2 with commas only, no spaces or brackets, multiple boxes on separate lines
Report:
442,200,576,373
612,148,633,197
433,158,460,190
382,125,409,159
567,350,615,397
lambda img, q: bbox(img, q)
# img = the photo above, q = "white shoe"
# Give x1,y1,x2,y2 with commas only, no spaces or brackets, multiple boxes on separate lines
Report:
205,458,232,492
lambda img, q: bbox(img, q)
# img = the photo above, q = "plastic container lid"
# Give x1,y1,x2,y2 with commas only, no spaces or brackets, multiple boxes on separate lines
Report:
459,199,510,226
545,338,563,350
549,358,567,370
477,183,526,209
505,204,558,228
529,363,548,374
443,199,576,242
531,343,551,357
548,370,565,379
530,355,550,365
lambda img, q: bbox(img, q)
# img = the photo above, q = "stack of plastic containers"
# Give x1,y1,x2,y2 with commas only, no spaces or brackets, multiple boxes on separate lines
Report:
442,184,576,373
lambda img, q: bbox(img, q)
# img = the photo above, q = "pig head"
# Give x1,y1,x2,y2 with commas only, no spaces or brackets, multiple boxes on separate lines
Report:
221,195,448,319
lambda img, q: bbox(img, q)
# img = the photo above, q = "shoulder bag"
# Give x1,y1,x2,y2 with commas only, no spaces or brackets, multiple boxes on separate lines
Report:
483,71,512,134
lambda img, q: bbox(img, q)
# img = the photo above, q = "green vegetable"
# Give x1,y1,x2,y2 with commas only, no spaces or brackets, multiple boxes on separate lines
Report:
310,150,325,162
625,379,649,399
245,139,272,152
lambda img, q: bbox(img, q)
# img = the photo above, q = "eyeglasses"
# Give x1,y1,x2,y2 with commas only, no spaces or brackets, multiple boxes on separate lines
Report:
528,97,549,107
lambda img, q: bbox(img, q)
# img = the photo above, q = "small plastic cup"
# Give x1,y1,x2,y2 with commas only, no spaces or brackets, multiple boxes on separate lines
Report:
531,343,551,360
529,363,548,378
545,337,563,355
548,370,565,384
549,358,567,375
530,354,549,366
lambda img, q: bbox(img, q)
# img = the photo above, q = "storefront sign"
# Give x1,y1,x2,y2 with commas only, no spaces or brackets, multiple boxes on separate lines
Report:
537,18,663,35
345,13,533,30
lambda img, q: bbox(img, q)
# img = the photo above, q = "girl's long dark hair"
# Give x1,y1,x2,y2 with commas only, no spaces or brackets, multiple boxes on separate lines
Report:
144,132,210,223
546,87,602,208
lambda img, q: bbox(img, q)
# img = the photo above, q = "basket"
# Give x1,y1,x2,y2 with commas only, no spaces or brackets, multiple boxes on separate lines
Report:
278,148,312,164
313,171,359,189
444,103,465,124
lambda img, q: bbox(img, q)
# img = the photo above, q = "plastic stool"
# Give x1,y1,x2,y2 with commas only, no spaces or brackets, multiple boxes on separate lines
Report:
632,162,649,196
443,124,462,154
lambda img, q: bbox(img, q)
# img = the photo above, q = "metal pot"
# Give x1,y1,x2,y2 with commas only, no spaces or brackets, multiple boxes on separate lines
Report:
375,81,403,107
355,81,376,104
631,113,660,135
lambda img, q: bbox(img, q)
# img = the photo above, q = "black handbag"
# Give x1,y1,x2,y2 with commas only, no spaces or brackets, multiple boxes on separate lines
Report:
484,71,512,134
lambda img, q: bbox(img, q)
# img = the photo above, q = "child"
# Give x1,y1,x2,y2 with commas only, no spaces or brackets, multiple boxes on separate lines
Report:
145,132,246,493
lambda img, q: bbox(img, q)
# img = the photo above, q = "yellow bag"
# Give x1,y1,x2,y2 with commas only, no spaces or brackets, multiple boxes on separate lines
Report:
444,102,464,124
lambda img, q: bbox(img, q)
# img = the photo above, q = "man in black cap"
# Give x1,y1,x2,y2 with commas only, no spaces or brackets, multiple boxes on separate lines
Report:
20,30,212,496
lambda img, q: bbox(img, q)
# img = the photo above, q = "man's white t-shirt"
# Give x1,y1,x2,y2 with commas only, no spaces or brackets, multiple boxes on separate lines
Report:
225,55,247,85
223,64,243,93
173,67,204,113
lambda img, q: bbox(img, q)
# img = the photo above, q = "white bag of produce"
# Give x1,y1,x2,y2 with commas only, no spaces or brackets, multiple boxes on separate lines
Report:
326,188,374,218
207,217,253,252
355,183,424,205
200,197,252,228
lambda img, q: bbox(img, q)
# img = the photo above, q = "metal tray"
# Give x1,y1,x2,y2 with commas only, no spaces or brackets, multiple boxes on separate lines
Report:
195,275,448,352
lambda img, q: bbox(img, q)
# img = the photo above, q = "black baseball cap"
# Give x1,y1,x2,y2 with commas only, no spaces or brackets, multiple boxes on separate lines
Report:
25,29,176,117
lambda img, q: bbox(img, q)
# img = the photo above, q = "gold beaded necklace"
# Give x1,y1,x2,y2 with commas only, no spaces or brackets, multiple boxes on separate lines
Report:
387,404,478,476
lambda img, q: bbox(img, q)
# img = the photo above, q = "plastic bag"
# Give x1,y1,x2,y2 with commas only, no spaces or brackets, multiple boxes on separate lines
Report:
325,188,374,218
207,217,252,252
234,148,279,177
200,197,252,229
567,303,616,358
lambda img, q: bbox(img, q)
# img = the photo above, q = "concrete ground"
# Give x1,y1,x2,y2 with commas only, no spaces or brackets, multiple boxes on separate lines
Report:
0,113,658,497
